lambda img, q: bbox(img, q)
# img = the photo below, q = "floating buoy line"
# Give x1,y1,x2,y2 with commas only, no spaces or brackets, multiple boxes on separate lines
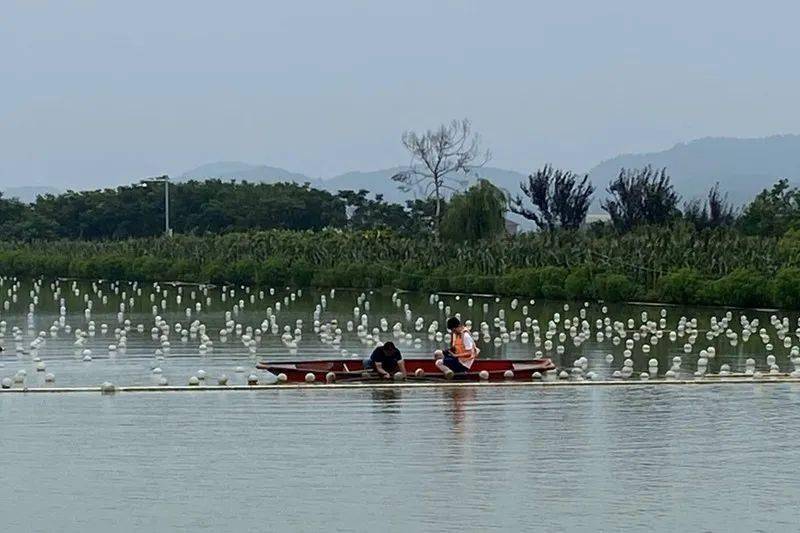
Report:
2,275,800,391
2,374,800,395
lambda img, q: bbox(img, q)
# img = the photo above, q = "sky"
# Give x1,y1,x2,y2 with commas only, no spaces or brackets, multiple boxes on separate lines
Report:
1,0,799,189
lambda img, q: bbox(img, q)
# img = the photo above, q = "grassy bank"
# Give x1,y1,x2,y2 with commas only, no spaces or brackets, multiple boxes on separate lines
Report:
1,225,800,308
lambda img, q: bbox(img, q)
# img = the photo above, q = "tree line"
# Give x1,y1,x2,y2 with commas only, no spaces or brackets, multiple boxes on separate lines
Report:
394,118,795,239
0,166,797,243
0,180,441,241
0,117,798,243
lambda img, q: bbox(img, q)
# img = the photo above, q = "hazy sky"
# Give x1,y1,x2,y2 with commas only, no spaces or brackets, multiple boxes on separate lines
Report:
2,0,799,189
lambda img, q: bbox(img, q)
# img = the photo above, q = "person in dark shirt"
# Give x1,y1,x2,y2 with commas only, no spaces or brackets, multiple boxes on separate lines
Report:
364,341,406,379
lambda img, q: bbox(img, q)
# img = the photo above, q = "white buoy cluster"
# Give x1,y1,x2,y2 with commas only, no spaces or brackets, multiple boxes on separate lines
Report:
2,275,800,388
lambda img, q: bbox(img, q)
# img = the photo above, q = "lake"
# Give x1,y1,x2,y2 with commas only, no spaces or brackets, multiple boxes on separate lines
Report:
1,385,799,532
1,278,799,532
1,279,798,387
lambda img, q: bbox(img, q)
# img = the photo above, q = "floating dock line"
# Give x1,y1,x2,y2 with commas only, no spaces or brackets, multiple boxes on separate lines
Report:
2,375,800,394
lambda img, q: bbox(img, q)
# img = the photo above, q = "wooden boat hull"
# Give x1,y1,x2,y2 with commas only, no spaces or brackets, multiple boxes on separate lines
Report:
256,358,556,383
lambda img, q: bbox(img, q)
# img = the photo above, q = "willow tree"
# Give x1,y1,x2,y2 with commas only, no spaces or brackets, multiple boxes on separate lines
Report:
392,118,490,237
440,179,507,242
510,164,594,231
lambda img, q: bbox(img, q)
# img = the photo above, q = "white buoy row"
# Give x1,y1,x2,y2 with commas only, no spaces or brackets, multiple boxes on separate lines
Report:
2,276,800,388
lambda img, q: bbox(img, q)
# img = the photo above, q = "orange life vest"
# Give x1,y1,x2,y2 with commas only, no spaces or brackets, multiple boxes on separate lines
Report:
450,331,476,368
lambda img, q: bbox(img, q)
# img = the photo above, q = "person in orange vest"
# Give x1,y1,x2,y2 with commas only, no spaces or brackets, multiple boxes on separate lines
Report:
434,317,478,377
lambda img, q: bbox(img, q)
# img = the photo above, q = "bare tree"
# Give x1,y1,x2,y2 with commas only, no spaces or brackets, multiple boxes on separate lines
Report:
510,164,594,231
392,119,490,236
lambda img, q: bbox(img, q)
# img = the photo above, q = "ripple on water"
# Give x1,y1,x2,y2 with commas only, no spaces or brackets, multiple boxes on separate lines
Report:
1,385,799,532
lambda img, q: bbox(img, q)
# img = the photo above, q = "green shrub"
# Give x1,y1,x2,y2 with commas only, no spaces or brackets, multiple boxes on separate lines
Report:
309,264,386,288
290,260,314,287
496,269,536,296
225,259,257,286
89,255,130,280
538,266,567,299
463,274,497,294
565,267,593,299
702,268,770,307
773,267,800,309
256,258,290,287
131,256,172,281
657,268,704,304
201,260,228,285
390,268,423,291
778,228,800,263
310,268,339,288
421,275,449,293
594,273,636,302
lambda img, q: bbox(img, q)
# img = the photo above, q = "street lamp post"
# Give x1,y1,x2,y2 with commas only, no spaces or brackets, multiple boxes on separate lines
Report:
140,175,172,237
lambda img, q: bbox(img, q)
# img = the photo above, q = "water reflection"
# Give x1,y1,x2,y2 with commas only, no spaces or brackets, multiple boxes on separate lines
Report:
2,386,800,532
444,387,477,435
371,387,403,406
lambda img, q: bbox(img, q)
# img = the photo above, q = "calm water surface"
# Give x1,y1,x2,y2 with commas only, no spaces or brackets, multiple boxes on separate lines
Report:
1,385,799,532
2,280,800,532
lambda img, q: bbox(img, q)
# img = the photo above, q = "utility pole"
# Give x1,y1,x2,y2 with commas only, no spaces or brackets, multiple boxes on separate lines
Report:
140,175,172,237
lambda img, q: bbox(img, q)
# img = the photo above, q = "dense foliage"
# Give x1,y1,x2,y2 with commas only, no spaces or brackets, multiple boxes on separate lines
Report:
3,166,800,308
738,179,800,237
440,180,507,241
0,181,442,240
602,166,681,232
0,222,796,307
510,164,594,231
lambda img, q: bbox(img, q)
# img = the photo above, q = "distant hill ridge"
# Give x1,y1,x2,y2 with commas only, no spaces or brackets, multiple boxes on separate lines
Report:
180,162,527,205
182,134,800,209
588,134,800,205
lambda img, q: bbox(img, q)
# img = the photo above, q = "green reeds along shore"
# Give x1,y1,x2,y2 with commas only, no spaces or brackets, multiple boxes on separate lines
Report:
2,224,800,309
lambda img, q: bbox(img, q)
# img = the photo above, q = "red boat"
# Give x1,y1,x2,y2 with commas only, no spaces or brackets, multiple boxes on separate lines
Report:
256,358,556,383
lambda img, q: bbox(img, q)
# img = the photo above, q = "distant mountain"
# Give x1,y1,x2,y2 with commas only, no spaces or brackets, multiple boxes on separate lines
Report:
179,161,529,205
318,167,408,203
589,134,800,205
180,161,314,183
319,166,528,204
1,186,61,203
179,134,800,218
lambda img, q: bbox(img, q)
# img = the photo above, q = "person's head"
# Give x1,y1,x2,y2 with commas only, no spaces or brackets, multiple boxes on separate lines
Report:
382,341,399,357
446,317,463,333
